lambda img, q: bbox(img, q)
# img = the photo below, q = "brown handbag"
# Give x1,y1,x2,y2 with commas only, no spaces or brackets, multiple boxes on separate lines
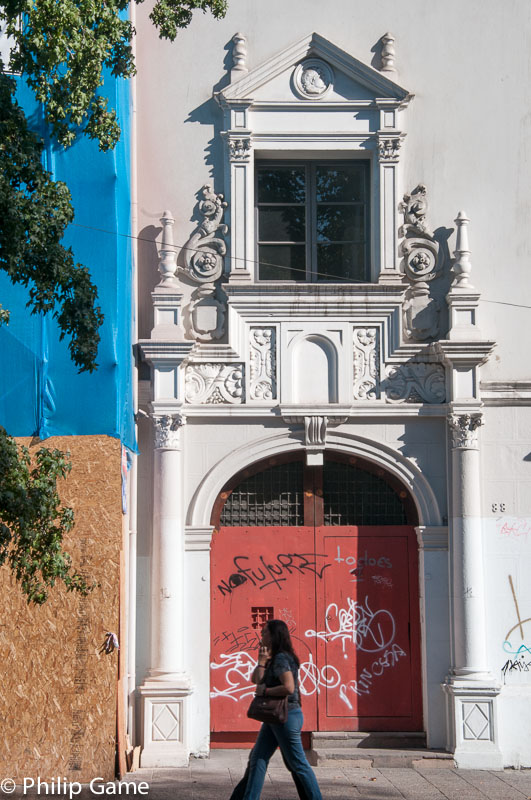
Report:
247,693,288,724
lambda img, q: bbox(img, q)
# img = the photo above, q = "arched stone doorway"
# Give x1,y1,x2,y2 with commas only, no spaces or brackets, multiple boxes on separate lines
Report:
209,452,423,745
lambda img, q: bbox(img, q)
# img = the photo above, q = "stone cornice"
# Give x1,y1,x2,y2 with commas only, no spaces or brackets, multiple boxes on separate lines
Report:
434,340,496,367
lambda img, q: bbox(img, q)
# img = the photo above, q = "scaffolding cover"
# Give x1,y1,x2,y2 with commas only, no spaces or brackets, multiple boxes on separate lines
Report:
0,76,136,451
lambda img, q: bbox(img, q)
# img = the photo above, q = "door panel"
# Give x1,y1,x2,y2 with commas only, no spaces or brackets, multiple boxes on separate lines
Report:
314,526,422,730
210,526,321,732
210,523,422,734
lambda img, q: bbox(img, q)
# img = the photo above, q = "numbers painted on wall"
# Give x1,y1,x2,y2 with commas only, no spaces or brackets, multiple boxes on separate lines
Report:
492,503,506,513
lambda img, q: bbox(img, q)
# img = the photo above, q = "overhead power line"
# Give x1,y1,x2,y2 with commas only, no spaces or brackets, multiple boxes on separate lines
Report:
71,222,531,309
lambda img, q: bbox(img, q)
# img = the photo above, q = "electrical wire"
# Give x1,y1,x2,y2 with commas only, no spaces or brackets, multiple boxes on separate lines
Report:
71,221,531,309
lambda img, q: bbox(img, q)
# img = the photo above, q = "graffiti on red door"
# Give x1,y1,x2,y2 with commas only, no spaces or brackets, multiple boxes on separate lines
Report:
210,525,421,732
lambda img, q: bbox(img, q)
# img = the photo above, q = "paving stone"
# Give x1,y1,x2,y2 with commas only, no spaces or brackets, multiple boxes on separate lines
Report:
126,754,531,800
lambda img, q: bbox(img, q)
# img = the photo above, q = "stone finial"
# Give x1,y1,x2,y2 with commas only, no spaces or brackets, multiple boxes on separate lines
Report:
231,32,248,82
381,32,396,73
158,210,178,286
453,211,473,288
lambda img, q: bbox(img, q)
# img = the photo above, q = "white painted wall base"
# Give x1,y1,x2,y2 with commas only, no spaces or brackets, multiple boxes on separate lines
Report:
443,682,504,770
139,682,192,767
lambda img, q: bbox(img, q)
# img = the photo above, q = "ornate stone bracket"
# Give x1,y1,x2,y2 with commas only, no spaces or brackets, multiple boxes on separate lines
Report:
182,185,229,342
282,414,348,465
384,362,446,403
448,412,483,449
153,413,186,449
184,363,244,404
399,184,441,341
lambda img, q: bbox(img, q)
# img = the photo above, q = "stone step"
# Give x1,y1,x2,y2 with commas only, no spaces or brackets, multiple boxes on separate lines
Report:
309,747,455,769
311,731,427,750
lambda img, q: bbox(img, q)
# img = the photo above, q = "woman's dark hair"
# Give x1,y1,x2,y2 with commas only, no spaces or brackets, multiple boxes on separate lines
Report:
266,619,300,666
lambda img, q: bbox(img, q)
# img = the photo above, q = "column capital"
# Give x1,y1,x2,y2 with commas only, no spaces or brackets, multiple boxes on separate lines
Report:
152,413,186,450
448,412,483,449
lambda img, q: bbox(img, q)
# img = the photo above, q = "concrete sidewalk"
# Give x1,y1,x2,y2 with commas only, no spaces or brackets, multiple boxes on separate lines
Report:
127,749,531,800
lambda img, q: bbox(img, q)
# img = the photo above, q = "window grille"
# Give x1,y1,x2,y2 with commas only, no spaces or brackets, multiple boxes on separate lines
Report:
323,461,407,525
251,607,275,629
220,462,303,526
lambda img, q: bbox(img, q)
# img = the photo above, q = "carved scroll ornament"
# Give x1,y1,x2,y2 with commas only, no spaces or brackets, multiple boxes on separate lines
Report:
399,184,441,342
353,327,380,400
183,185,228,285
249,328,276,401
384,362,446,404
185,363,244,404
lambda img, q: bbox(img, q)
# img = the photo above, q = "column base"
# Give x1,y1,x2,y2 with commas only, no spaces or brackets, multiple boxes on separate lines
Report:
139,678,193,767
442,678,504,770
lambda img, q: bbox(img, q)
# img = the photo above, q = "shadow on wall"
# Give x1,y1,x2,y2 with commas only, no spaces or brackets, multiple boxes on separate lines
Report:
184,37,237,180
138,224,161,344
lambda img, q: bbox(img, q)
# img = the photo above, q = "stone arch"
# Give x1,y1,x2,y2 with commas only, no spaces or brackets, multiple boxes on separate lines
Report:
185,428,442,529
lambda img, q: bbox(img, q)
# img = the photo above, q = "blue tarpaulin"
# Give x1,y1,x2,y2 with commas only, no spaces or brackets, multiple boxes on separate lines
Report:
0,74,136,452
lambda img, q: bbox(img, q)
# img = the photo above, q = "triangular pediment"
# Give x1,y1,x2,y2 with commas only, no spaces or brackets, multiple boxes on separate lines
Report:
220,32,411,104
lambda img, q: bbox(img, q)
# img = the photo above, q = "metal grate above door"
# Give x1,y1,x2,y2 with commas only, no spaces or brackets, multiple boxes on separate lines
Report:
323,460,407,525
220,462,304,526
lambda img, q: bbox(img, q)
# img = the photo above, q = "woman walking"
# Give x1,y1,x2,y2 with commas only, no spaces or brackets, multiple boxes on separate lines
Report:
237,619,323,800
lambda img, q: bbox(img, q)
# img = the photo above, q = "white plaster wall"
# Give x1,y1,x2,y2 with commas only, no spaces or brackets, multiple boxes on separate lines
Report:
482,406,531,765
135,0,531,380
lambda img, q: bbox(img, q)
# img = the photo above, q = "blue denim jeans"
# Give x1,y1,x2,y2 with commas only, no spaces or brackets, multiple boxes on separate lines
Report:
242,707,322,800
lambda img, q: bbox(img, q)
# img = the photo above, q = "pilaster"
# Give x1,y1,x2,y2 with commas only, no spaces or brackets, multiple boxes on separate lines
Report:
442,411,503,769
139,411,192,767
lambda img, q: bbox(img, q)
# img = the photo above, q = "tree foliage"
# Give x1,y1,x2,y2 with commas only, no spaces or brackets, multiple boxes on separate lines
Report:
0,0,227,602
0,426,93,604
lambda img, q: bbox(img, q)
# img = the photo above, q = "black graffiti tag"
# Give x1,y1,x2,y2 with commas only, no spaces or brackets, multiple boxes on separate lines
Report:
217,552,331,596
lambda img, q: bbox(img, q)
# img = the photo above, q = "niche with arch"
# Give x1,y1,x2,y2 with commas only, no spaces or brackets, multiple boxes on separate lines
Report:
292,334,338,404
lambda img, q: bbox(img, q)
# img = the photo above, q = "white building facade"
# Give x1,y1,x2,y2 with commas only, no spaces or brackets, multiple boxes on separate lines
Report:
132,0,531,771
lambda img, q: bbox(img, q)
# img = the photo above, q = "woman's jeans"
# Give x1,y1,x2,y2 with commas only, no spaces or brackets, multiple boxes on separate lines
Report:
242,707,322,800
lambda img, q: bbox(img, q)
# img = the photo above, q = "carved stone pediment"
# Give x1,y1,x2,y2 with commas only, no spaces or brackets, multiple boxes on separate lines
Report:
218,32,411,107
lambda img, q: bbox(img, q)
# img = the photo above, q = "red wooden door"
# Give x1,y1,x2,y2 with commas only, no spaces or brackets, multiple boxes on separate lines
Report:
313,526,422,730
210,526,320,734
209,458,423,739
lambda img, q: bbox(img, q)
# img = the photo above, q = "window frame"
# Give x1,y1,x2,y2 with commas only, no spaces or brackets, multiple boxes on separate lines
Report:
255,158,371,284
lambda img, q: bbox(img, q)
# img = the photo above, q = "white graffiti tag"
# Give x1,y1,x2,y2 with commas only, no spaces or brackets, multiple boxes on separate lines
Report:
210,651,256,701
298,652,341,697
305,596,396,655
338,643,407,709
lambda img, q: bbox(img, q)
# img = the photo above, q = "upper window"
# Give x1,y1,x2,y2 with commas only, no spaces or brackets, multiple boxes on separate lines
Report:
256,161,370,283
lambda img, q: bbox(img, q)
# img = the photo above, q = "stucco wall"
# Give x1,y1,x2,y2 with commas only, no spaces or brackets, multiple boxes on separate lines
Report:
135,0,531,380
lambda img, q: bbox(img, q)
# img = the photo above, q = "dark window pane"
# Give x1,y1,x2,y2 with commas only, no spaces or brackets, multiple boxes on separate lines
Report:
323,461,407,525
259,207,306,242
258,167,306,203
259,244,306,281
316,243,367,281
316,205,365,242
316,165,366,202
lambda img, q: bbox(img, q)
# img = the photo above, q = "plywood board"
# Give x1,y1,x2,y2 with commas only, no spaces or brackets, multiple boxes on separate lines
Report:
0,435,122,782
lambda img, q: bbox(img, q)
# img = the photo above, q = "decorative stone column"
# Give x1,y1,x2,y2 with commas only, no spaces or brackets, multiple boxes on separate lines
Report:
139,412,192,767
442,411,503,769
